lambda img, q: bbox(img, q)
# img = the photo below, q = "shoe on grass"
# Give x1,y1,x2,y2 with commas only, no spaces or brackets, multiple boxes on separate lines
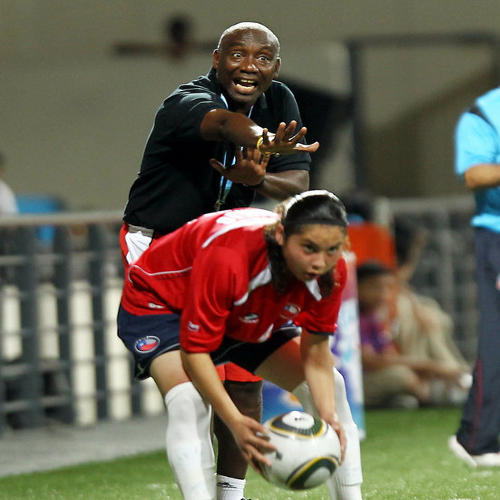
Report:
448,435,500,467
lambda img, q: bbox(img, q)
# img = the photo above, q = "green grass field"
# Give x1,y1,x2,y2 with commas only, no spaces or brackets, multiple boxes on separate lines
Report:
1,408,499,499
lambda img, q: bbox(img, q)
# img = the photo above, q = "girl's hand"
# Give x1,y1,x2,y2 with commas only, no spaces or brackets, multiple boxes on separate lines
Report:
325,415,346,463
230,414,277,474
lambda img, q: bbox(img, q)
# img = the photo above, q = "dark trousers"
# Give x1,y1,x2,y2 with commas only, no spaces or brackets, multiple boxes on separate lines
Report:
457,228,500,454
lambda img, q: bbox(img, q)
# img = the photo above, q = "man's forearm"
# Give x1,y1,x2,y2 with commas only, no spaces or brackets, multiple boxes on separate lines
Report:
303,356,336,423
464,163,500,189
200,109,262,147
301,333,336,421
257,170,309,200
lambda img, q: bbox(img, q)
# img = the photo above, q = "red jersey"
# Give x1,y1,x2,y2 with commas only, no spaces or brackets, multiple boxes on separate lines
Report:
121,208,347,353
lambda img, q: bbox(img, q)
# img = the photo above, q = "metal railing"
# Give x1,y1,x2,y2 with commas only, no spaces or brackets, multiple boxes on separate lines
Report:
0,212,162,436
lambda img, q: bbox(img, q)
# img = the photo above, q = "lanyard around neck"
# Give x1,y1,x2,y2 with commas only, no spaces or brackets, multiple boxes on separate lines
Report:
214,95,254,211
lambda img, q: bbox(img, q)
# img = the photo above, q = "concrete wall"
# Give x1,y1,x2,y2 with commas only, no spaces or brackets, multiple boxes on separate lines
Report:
1,1,499,209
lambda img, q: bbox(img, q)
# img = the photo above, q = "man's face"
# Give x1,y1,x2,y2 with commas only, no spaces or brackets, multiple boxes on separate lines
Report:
213,28,280,112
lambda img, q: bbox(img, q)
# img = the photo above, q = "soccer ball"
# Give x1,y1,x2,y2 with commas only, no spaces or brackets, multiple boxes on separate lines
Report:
260,410,341,490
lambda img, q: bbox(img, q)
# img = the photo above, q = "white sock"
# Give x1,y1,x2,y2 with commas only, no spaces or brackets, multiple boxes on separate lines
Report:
292,368,363,500
164,382,216,500
327,481,363,500
216,474,246,500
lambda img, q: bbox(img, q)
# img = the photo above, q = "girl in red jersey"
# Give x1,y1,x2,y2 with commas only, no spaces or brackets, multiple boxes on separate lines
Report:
118,190,363,500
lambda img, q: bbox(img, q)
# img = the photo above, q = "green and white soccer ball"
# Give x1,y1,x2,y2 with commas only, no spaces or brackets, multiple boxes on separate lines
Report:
261,410,341,490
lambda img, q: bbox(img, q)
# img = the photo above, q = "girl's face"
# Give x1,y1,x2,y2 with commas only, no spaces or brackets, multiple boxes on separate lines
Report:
275,223,346,282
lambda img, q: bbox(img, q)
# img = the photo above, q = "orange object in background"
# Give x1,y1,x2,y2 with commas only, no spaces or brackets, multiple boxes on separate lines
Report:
347,222,397,270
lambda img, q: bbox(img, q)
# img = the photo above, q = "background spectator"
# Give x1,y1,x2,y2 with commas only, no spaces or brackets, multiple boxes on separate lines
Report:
358,260,470,409
358,261,427,408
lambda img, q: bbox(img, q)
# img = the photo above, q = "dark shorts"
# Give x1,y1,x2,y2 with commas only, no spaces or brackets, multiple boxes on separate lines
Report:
117,305,300,380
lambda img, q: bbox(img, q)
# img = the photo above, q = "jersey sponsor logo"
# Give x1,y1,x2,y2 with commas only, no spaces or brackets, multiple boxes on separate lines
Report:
280,303,301,320
239,313,259,324
187,321,200,332
134,336,160,353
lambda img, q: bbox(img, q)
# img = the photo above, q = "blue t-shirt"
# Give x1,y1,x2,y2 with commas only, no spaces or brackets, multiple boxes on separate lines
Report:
455,88,500,232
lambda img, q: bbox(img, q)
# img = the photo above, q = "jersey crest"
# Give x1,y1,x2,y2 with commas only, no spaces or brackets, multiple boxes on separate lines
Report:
280,303,302,320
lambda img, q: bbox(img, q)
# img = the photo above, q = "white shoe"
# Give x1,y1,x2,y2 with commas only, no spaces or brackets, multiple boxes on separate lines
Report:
448,435,500,467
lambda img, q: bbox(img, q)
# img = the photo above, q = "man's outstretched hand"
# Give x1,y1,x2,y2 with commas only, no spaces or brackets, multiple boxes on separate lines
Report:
257,121,319,156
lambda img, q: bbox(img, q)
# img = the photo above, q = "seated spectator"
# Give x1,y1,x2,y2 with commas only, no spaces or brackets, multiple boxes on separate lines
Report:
358,261,469,409
391,217,472,405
